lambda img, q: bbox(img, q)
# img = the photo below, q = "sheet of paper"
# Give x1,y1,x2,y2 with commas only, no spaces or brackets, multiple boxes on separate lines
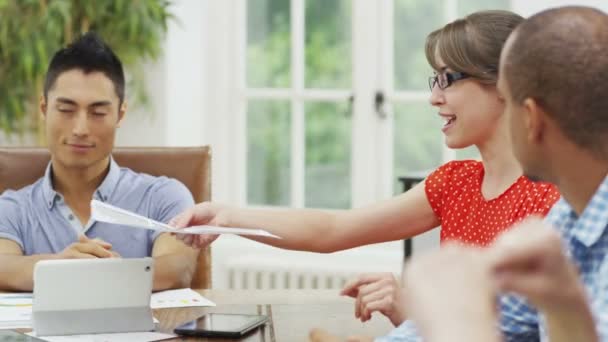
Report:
27,331,176,342
151,288,215,309
91,200,280,238
181,225,279,237
0,289,214,329
0,293,33,328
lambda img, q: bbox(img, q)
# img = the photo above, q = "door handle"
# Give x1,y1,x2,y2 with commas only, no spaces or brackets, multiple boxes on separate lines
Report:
345,94,354,117
374,90,387,119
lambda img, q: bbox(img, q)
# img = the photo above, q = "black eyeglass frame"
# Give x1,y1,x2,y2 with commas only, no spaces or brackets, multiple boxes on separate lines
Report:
428,71,470,91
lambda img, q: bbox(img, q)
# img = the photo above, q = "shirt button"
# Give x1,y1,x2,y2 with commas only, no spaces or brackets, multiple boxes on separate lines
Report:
68,214,74,221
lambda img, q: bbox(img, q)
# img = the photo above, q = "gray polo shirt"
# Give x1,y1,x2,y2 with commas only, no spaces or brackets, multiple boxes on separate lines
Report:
0,158,194,258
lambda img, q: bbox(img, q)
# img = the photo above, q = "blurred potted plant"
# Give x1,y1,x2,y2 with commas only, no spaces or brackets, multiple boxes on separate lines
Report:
0,0,172,143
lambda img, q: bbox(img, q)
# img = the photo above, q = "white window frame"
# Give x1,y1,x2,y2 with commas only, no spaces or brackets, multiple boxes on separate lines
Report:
207,0,387,209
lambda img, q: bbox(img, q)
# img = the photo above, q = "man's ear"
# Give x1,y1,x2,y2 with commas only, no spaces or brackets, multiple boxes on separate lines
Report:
117,101,127,127
522,98,546,144
40,95,47,121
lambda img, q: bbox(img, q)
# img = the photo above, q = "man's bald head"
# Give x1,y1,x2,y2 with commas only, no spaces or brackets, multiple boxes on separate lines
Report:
502,6,608,158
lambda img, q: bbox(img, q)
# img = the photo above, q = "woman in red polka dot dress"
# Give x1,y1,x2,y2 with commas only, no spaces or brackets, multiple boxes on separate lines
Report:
425,158,558,246
421,10,560,247
173,10,560,330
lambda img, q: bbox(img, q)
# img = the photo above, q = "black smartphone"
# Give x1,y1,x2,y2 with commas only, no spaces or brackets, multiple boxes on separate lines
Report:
0,331,46,342
173,313,269,338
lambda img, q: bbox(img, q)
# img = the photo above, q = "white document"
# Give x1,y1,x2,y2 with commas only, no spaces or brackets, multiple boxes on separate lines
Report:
0,293,33,328
91,200,280,238
27,331,176,342
150,288,215,309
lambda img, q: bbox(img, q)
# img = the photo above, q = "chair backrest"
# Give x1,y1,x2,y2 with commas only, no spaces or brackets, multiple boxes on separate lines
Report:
0,146,212,288
398,175,425,261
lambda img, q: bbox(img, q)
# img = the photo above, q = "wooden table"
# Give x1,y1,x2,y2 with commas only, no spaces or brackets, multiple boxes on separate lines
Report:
155,289,393,341
9,290,394,341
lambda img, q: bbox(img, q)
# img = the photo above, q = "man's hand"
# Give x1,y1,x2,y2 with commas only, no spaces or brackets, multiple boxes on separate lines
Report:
58,235,119,259
341,273,406,326
488,218,598,342
169,202,229,248
489,217,584,313
402,244,499,342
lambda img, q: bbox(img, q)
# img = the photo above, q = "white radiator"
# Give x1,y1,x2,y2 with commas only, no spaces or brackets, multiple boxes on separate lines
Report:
212,236,405,290
225,256,354,289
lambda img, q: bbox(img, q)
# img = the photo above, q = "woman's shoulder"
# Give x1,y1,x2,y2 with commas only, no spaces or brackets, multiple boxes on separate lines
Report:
425,160,482,193
509,177,561,214
517,176,560,197
432,159,483,179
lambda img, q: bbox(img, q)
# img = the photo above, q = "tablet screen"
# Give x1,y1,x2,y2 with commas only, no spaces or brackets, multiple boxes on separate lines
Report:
175,313,268,334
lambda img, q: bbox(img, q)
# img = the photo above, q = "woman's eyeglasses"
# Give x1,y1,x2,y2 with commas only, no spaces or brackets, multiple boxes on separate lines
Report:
428,72,470,91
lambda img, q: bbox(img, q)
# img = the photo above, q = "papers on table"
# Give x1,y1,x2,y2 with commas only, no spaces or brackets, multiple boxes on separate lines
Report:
0,288,214,330
91,200,280,238
27,331,176,342
150,288,215,309
0,293,33,328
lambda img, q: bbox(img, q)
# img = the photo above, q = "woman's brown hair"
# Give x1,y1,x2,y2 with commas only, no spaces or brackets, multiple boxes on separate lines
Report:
425,10,523,85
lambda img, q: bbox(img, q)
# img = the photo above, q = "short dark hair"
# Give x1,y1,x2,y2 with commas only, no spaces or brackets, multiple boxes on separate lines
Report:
43,32,125,104
504,6,608,158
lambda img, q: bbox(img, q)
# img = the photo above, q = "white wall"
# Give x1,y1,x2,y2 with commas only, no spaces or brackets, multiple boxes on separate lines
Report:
116,59,167,146
116,0,208,148
0,131,36,146
164,0,207,147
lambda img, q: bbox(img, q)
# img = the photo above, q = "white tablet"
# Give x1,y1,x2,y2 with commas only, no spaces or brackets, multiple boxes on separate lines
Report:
32,258,155,336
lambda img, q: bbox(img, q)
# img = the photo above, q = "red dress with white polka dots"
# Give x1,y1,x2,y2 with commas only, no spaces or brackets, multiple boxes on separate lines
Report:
425,160,560,247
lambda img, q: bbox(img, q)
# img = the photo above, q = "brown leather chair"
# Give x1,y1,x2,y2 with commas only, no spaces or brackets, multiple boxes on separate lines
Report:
0,146,212,288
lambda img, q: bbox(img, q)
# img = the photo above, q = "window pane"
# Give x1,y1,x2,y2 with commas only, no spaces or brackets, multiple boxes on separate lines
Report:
394,0,442,91
247,100,291,206
393,102,443,194
305,102,351,209
247,0,290,88
457,0,511,17
305,0,352,89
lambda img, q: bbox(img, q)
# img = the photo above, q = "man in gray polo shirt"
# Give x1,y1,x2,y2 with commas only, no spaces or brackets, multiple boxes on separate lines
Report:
0,32,199,292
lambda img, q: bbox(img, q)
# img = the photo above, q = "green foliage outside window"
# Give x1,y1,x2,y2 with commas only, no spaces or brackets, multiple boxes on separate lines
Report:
246,0,353,208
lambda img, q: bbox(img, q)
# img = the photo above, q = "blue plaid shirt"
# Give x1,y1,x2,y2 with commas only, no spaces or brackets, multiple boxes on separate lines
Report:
377,175,608,342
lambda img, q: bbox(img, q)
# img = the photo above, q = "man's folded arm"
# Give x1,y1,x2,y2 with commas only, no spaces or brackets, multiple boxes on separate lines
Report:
0,238,59,291
149,178,199,291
